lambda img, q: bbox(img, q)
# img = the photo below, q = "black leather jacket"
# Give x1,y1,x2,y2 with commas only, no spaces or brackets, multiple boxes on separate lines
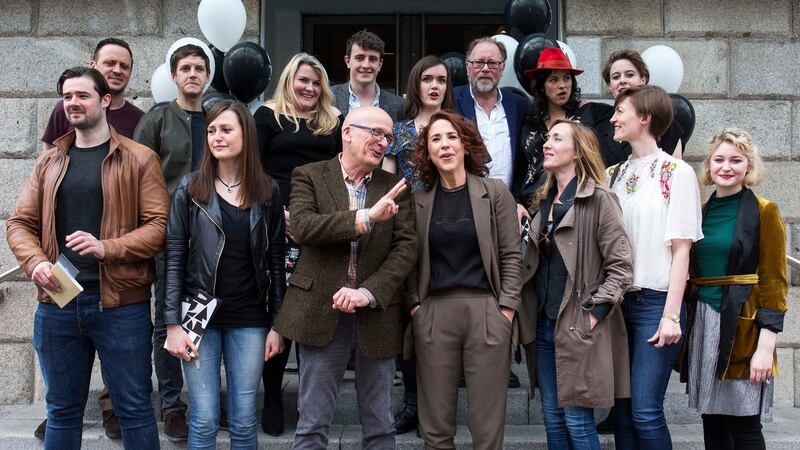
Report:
163,174,286,326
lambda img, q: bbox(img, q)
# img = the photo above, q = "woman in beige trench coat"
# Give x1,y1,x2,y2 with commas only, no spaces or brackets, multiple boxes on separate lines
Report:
517,119,633,450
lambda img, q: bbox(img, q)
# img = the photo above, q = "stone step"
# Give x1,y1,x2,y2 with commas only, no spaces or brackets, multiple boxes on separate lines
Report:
1,401,799,450
78,362,715,426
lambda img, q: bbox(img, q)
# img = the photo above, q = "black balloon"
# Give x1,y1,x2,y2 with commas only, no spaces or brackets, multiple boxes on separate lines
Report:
441,52,468,87
202,90,236,113
513,33,558,95
670,94,696,146
223,42,272,103
209,44,229,94
148,101,170,113
504,0,552,39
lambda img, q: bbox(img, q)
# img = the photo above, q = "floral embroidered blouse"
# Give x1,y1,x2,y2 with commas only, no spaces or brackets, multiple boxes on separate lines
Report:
607,150,704,291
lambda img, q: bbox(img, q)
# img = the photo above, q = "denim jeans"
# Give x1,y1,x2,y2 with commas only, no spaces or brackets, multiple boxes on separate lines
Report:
183,327,267,450
536,319,601,450
613,289,685,450
32,292,159,450
153,251,187,415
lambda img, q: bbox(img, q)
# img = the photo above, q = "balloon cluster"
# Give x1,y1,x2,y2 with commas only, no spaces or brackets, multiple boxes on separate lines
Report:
149,0,272,110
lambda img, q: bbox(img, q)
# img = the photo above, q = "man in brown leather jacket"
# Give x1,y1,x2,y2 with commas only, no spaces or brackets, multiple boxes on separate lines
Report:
6,67,168,450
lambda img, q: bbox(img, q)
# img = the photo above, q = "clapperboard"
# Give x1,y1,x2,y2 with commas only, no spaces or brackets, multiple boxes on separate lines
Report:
181,291,221,352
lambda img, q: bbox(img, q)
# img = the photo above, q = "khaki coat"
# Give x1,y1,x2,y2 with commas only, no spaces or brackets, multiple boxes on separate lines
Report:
517,179,632,408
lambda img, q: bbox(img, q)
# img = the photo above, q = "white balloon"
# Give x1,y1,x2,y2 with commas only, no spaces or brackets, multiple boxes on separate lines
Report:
491,34,529,98
197,0,246,52
641,45,684,93
151,63,178,102
164,37,215,92
557,40,577,69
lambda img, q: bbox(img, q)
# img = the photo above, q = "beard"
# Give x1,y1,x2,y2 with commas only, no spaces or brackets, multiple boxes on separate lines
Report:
67,109,104,130
471,77,498,95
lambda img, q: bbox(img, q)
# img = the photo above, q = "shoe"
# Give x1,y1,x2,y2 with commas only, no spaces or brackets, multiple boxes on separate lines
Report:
393,401,418,434
164,410,189,442
508,370,521,388
261,403,284,436
219,405,229,431
34,419,46,440
595,410,615,435
102,410,122,439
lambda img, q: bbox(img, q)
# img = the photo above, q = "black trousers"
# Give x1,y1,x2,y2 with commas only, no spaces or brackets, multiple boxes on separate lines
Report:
701,414,765,450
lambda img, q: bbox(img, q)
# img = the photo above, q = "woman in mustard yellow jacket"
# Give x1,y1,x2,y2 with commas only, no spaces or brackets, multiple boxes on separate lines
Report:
681,128,788,450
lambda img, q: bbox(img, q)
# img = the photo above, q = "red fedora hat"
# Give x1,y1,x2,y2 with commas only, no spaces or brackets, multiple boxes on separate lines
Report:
524,47,583,79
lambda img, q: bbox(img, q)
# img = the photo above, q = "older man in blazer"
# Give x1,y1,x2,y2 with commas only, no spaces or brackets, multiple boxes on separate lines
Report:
331,30,404,122
274,106,416,450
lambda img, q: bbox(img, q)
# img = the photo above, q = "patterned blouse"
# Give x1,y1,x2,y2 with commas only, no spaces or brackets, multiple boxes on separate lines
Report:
385,119,423,190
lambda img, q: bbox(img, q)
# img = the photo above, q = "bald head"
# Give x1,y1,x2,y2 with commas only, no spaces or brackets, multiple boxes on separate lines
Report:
341,106,394,175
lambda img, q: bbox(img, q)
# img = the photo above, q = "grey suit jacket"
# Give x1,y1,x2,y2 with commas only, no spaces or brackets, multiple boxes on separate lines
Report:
408,173,522,311
331,82,404,122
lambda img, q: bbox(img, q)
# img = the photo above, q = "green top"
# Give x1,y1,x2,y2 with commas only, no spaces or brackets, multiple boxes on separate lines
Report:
695,190,744,311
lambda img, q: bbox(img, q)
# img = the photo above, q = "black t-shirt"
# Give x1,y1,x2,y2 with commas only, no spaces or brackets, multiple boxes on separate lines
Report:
210,194,266,328
186,110,206,171
428,184,491,294
55,141,108,293
253,106,342,208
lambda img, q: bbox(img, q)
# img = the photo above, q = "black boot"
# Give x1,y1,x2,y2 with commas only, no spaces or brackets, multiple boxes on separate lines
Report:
394,399,418,434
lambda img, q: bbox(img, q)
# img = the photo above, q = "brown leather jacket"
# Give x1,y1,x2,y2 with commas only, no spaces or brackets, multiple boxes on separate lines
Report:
518,179,633,408
6,127,169,308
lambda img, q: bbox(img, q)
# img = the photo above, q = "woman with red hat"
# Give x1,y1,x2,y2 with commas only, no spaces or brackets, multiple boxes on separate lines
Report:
513,47,612,204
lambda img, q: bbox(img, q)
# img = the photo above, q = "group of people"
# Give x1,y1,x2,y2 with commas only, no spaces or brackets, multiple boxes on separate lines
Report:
5,29,788,450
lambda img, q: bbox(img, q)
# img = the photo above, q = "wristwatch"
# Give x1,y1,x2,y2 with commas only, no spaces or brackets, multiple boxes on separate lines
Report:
662,313,680,324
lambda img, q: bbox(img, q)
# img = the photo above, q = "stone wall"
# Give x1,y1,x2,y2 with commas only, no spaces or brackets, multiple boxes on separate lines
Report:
564,0,800,407
0,0,798,408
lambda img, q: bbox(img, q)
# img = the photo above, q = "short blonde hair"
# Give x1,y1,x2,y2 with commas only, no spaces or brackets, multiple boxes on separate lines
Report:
701,127,765,187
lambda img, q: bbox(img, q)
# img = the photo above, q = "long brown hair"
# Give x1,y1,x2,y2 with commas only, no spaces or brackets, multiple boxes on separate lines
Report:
403,56,455,119
188,100,273,206
412,110,489,189
532,119,606,205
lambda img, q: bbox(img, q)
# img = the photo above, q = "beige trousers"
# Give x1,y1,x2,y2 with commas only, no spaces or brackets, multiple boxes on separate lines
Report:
413,289,512,450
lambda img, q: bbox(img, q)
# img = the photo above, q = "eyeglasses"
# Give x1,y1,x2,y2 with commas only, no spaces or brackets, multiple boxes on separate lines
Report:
350,124,396,147
466,60,504,70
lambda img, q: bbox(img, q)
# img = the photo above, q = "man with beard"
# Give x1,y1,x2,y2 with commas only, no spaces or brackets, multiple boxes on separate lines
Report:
37,38,145,440
133,43,210,442
42,38,144,151
331,30,403,122
454,37,528,389
7,66,169,450
454,37,528,191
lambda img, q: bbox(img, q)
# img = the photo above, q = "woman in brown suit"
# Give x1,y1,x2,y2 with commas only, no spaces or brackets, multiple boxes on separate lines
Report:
406,110,522,450
517,120,633,450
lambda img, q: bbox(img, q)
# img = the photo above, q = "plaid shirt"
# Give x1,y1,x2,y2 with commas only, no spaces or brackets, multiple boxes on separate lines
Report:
340,158,373,293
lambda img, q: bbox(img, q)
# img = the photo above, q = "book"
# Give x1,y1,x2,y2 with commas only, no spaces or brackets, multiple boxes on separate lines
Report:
43,254,84,308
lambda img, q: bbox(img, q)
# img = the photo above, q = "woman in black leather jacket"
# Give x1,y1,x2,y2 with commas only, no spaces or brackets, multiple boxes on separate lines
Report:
164,100,286,449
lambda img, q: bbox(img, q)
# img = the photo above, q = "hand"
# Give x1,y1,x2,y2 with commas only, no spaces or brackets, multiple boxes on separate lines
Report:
647,318,682,348
332,287,370,313
589,312,598,330
284,209,295,242
265,329,284,361
65,231,105,260
500,306,515,323
410,304,421,317
368,180,407,223
165,324,198,362
749,347,773,384
32,261,61,292
516,203,531,234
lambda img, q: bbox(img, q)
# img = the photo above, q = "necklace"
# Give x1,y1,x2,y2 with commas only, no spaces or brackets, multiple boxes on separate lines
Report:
216,176,241,193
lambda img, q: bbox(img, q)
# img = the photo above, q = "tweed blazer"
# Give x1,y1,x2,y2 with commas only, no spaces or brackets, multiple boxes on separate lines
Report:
273,157,417,358
331,82,404,122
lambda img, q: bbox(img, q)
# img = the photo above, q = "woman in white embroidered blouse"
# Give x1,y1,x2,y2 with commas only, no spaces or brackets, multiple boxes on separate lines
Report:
606,85,703,450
